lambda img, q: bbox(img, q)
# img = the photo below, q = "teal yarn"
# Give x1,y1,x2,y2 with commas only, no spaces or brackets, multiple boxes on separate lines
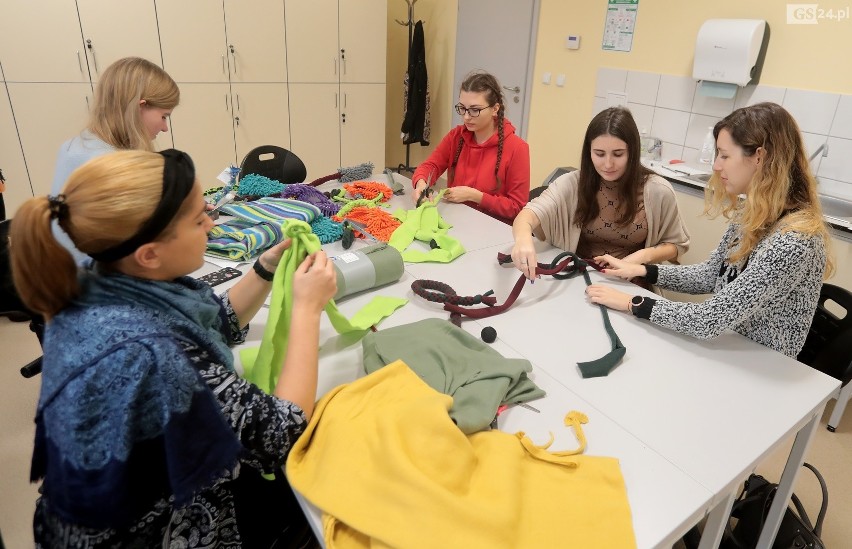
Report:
237,174,286,197
310,216,344,244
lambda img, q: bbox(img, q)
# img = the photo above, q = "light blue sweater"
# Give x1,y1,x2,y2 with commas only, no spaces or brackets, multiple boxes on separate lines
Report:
51,131,115,264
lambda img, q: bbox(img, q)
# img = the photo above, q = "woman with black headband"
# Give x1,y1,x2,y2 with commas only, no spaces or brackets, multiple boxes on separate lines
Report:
11,149,336,548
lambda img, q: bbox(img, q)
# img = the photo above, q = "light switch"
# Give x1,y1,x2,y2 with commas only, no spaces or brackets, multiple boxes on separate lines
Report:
542,72,552,85
556,74,566,87
566,35,580,49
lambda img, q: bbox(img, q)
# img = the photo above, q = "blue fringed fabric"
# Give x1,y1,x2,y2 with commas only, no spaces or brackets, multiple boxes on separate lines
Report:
310,216,344,244
237,173,287,197
33,270,242,529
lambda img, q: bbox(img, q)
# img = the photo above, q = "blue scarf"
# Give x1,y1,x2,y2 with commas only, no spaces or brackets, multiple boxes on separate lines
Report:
32,269,243,529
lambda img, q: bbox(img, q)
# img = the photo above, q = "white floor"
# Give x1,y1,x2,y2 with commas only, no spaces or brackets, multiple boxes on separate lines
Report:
1,316,850,548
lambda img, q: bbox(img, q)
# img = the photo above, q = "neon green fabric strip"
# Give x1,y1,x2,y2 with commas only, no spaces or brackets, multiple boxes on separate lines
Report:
240,219,407,394
388,190,465,263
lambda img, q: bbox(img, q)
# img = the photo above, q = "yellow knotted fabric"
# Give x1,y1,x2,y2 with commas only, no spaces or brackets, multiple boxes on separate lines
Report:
287,361,636,548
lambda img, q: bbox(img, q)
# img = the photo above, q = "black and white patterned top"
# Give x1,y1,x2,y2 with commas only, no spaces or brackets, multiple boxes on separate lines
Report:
34,292,308,548
645,223,826,358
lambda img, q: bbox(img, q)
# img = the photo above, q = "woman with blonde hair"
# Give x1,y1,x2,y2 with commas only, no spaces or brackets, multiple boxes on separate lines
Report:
51,57,180,262
586,102,834,358
14,149,336,547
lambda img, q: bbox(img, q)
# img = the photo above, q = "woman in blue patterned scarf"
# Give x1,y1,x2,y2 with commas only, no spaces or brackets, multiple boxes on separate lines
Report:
11,149,336,548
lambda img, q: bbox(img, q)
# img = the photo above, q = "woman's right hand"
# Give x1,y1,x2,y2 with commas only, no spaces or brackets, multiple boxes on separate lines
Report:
292,251,337,313
594,254,647,280
412,179,428,204
511,237,538,280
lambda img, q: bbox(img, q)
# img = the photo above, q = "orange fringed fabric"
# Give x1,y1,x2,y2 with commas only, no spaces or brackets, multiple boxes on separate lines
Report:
333,206,401,242
342,182,393,203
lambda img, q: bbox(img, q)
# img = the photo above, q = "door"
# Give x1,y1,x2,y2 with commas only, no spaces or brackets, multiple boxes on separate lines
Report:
77,0,163,82
339,0,387,84
289,83,340,179
157,0,230,83
285,0,339,83
0,86,33,216
232,83,291,162
169,83,236,190
224,0,287,83
340,83,385,172
6,83,92,197
452,0,538,139
0,0,88,82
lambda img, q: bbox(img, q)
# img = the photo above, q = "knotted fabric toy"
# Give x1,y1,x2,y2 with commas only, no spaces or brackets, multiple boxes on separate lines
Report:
389,190,465,263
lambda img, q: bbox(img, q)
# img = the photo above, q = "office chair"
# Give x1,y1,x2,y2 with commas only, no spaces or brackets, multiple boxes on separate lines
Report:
239,145,307,185
529,166,576,201
797,283,852,432
0,219,44,378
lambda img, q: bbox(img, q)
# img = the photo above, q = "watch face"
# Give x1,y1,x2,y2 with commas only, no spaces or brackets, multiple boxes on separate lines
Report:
631,296,643,306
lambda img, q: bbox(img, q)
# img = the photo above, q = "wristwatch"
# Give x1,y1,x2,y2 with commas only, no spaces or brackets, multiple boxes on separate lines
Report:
252,259,275,282
630,295,644,314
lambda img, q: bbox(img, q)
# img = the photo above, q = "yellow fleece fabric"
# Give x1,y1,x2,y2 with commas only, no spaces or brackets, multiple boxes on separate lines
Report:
286,361,636,549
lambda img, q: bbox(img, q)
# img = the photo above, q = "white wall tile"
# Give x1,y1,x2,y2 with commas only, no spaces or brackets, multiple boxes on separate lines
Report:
591,96,607,118
626,71,660,106
656,75,696,111
734,85,786,110
829,95,852,140
783,89,840,135
660,143,684,163
595,68,627,98
686,114,721,150
692,91,735,118
681,147,700,164
651,107,690,145
801,132,829,172
816,177,852,201
817,137,852,184
626,102,654,134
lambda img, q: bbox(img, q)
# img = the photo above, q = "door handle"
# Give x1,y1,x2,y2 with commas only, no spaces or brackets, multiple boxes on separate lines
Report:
503,85,521,93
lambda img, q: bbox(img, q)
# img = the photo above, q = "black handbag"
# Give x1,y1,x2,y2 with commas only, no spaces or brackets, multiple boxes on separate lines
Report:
722,462,828,549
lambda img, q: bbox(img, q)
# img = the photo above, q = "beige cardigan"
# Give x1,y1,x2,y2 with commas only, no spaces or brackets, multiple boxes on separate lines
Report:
525,170,690,260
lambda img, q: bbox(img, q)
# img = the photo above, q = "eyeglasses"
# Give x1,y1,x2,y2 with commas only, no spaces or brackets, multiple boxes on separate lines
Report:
455,104,493,118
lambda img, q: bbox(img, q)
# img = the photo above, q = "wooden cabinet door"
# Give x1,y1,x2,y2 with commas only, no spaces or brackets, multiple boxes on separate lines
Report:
339,0,387,84
284,0,339,83
340,83,386,172
156,0,229,83
0,88,33,217
6,83,92,197
224,0,287,83
0,0,88,82
168,83,236,190
288,83,340,179
76,0,163,82
232,83,291,164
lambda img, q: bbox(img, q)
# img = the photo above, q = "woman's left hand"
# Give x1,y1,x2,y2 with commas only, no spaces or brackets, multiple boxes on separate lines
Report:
443,186,483,204
586,284,632,312
258,238,292,272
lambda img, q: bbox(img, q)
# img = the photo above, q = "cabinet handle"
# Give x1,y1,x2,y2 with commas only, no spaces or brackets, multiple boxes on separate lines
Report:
225,94,229,110
343,93,347,108
86,39,98,73
333,58,337,75
236,94,240,112
334,92,337,109
229,45,237,74
222,54,226,74
76,51,83,73
235,116,240,127
85,95,90,111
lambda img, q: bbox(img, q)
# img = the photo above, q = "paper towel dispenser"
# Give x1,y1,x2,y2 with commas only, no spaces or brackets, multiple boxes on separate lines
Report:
692,19,769,97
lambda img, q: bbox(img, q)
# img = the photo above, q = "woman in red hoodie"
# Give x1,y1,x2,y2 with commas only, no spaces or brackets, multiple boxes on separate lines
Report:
411,71,530,224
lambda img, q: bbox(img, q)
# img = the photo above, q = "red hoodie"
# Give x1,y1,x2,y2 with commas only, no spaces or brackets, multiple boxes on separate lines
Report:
412,119,530,224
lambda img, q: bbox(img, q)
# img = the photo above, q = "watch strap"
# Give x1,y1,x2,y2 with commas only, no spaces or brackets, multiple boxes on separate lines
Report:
252,259,275,281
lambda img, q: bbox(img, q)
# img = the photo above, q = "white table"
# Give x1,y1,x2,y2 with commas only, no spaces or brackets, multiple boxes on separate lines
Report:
214,176,838,548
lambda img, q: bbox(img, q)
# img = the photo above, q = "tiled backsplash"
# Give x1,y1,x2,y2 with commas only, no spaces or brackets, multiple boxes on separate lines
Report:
593,68,852,200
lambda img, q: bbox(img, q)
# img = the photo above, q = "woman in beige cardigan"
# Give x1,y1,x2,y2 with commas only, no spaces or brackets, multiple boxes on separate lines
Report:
511,107,689,280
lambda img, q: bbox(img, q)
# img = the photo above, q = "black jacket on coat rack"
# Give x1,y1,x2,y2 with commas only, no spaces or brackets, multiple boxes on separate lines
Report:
401,20,430,146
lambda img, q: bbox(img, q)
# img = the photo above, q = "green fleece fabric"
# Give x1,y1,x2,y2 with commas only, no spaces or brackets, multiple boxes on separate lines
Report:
241,219,407,394
389,190,465,263
362,318,545,434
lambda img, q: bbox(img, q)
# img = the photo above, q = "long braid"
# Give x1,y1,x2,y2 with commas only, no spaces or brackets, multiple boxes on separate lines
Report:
447,136,464,185
494,102,505,193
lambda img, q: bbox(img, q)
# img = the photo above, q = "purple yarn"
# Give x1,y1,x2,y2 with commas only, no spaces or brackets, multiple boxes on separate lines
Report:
278,184,340,217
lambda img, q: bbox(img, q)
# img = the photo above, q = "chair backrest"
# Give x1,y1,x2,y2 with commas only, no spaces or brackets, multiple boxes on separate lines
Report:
239,145,307,185
0,219,27,314
530,166,576,201
798,283,852,383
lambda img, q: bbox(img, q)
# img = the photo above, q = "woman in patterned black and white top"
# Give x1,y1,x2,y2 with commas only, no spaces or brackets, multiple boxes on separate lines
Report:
586,102,835,358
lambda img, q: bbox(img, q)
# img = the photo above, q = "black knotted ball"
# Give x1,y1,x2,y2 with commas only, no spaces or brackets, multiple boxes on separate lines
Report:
481,326,497,344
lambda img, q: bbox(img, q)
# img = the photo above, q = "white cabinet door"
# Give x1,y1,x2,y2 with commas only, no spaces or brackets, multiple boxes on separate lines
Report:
288,83,340,178
76,0,163,82
284,0,339,83
0,0,88,82
340,83,386,171
156,0,229,83
224,0,287,83
339,0,387,84
169,84,236,190
6,83,91,197
0,88,33,217
232,83,291,164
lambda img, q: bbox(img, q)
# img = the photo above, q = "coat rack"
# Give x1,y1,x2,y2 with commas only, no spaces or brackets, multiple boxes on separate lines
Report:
395,0,421,174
